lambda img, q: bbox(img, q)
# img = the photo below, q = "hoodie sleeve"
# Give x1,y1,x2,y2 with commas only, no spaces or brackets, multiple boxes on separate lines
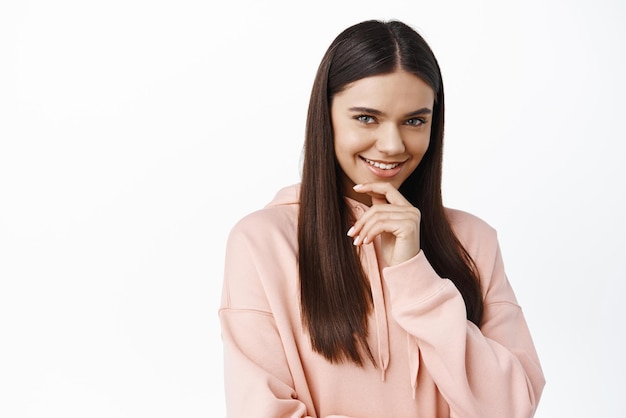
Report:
381,221,545,418
219,214,316,418
220,212,358,418
220,307,354,418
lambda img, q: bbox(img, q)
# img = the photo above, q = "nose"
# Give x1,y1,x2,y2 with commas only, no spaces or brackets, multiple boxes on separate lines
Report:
375,124,405,155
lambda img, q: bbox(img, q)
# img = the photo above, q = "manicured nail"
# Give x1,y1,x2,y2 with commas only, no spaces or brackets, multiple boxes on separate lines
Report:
353,184,364,190
353,235,361,246
347,226,355,237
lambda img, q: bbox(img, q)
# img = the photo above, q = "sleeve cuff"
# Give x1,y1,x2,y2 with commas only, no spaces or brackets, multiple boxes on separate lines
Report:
382,250,448,302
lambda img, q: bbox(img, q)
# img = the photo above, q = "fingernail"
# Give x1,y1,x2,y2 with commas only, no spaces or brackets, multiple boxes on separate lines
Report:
353,184,364,190
353,235,361,246
347,226,355,237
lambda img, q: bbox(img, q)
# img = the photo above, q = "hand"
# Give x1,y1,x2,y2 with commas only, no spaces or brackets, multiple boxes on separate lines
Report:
346,182,421,266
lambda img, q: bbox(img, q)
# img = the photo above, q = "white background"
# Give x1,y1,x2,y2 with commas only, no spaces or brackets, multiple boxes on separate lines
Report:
1,0,625,416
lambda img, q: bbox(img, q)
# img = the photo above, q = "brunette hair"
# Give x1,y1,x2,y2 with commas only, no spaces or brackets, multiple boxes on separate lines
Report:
298,19,483,365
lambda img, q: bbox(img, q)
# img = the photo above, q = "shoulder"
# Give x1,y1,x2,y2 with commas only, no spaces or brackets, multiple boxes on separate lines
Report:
445,207,496,234
231,204,298,240
227,184,300,249
444,207,498,253
444,208,509,298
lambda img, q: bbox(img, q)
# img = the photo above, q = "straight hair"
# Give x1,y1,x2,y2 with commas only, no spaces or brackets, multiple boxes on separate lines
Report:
298,20,483,365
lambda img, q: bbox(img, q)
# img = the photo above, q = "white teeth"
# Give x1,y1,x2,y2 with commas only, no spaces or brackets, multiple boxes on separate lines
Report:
365,158,399,170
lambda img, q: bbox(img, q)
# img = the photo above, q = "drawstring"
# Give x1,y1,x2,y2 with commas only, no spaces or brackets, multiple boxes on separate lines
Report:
408,335,420,399
356,204,390,381
368,244,389,380
369,239,419,394
351,200,419,393
363,229,390,380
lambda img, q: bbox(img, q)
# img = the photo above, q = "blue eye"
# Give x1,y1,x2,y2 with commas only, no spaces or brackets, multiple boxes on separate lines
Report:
406,118,426,126
356,115,376,124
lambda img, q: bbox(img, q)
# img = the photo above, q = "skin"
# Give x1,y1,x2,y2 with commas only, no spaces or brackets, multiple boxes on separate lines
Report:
330,70,435,267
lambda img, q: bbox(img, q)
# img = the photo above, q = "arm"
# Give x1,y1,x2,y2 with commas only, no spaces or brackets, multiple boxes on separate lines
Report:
219,219,359,418
383,239,545,418
220,309,313,418
219,221,311,418
349,182,544,417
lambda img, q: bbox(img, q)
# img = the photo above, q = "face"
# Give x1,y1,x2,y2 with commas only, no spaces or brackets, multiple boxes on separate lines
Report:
331,71,435,205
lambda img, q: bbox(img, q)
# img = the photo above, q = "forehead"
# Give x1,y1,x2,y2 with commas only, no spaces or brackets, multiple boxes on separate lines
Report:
333,71,435,110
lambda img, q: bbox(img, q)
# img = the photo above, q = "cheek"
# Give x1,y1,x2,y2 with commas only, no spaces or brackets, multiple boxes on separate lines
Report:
407,135,431,157
334,140,360,170
418,140,430,156
334,127,367,157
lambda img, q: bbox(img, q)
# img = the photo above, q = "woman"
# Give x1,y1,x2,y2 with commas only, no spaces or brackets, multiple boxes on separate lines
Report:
219,19,545,418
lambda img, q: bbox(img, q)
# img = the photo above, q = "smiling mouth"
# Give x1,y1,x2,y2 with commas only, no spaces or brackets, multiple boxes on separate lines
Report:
362,157,402,170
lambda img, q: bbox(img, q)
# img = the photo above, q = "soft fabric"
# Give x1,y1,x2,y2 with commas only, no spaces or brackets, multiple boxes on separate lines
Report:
219,183,545,418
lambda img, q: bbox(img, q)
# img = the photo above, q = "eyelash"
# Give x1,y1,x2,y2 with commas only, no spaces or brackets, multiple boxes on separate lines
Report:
354,114,427,126
406,117,426,127
356,114,376,124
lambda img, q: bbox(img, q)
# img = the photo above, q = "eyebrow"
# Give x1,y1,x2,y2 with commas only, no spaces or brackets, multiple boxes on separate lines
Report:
348,106,432,117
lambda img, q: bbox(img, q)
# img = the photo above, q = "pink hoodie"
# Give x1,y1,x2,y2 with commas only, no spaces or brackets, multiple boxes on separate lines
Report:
219,184,545,418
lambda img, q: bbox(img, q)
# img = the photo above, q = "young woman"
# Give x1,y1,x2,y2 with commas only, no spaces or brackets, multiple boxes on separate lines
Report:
219,19,545,418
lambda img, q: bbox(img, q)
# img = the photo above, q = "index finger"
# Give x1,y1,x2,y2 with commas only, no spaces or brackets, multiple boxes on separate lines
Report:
352,182,411,206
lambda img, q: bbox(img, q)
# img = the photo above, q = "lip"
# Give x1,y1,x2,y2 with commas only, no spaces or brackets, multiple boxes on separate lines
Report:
360,156,405,178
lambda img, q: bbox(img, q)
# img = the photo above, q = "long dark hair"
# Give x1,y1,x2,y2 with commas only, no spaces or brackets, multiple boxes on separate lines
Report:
298,20,483,365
